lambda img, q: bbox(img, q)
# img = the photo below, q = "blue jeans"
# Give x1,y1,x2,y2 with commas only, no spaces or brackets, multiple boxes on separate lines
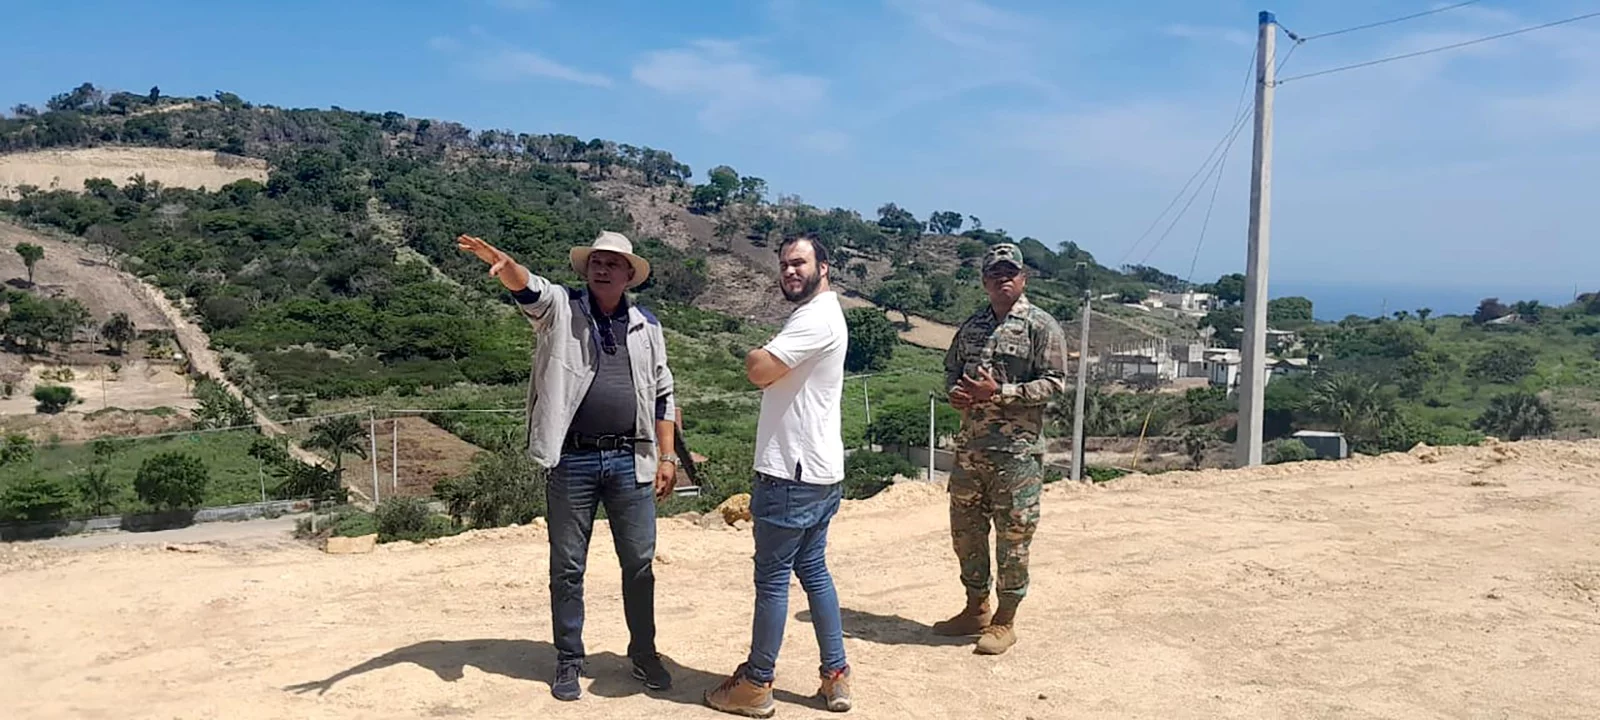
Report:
744,473,848,683
546,448,657,664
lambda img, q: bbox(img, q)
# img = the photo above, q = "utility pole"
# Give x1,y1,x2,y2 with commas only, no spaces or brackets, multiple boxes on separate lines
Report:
369,410,380,504
927,393,936,483
1070,262,1091,482
1236,9,1276,468
863,376,872,448
391,419,398,492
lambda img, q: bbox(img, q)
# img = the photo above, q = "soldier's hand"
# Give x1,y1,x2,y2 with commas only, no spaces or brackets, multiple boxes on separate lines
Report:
960,367,1000,404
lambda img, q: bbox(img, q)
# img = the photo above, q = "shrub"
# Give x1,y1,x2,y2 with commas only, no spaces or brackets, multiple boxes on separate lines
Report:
0,474,75,522
32,385,76,414
437,449,546,529
1265,439,1316,464
133,451,209,510
375,496,439,542
843,450,915,500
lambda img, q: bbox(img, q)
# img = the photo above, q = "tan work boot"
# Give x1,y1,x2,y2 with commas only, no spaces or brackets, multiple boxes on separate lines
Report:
974,599,1018,655
704,663,776,718
818,665,852,712
931,595,991,636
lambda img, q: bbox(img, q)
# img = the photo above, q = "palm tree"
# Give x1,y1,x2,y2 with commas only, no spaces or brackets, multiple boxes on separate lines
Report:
1306,373,1394,450
303,415,369,479
1475,392,1555,441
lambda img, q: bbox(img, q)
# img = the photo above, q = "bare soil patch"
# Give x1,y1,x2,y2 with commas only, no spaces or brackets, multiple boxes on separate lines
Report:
363,417,488,498
0,359,194,418
0,147,267,199
6,440,1598,718
0,222,171,333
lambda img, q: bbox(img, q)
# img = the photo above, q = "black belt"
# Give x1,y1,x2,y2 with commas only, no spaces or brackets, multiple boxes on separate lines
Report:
564,433,641,451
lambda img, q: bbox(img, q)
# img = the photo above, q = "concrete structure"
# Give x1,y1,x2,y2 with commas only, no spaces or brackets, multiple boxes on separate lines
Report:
1292,430,1349,460
1205,348,1243,391
1143,290,1216,316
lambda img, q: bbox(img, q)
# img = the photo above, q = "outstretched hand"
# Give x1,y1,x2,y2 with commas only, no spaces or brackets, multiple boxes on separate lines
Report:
456,234,522,287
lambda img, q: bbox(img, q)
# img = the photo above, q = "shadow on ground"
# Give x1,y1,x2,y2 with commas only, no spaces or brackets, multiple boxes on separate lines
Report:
282,638,819,710
797,607,974,647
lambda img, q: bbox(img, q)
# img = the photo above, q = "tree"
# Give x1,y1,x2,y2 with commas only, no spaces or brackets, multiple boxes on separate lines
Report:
0,434,34,466
101,312,135,355
1267,296,1314,329
1306,373,1394,452
75,466,119,516
1206,273,1246,306
1473,298,1511,325
0,475,74,522
873,277,930,325
192,376,254,429
134,452,209,510
867,399,959,456
1475,392,1555,441
14,242,43,285
1467,343,1537,385
304,415,369,478
844,307,897,373
927,211,964,235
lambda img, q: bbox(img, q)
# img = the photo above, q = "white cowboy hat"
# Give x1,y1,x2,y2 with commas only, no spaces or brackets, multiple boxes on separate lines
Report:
569,230,650,289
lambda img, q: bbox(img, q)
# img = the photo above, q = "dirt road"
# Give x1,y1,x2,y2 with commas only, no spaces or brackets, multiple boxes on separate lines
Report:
4,439,1599,719
27,516,299,551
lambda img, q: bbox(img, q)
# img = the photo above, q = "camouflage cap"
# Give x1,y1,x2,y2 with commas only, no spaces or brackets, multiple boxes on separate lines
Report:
982,243,1024,272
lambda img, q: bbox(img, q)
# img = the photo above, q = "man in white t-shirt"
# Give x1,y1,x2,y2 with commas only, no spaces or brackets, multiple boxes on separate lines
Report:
705,235,853,716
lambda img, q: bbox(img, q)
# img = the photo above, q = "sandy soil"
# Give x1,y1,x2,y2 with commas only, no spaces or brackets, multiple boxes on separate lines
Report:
0,407,192,443
4,439,1598,719
0,222,172,332
838,293,958,350
0,147,267,199
0,359,195,417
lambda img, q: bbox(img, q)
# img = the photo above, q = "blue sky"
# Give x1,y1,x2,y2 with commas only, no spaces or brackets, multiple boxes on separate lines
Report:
3,0,1597,316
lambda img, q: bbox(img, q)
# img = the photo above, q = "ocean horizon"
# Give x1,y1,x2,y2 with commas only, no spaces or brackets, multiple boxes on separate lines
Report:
1267,282,1586,323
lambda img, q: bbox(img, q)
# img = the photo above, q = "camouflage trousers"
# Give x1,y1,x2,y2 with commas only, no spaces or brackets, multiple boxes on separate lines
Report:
948,449,1043,602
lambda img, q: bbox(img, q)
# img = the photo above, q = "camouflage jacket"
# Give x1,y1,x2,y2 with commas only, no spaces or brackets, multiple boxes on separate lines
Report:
943,294,1069,453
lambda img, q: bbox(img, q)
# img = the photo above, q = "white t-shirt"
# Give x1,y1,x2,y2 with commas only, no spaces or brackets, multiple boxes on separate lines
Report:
753,290,848,485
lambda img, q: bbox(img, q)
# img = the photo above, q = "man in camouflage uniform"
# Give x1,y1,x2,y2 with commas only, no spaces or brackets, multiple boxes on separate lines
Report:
934,242,1068,655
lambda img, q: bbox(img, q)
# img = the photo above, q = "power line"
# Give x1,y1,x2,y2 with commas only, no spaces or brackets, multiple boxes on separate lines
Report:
1300,0,1485,41
1280,10,1600,84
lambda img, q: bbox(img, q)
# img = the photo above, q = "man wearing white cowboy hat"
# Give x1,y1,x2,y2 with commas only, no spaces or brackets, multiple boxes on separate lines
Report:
457,229,680,702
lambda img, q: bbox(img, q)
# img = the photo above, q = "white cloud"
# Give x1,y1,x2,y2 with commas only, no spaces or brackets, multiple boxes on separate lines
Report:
479,49,612,87
427,36,461,53
631,40,826,131
885,0,1038,55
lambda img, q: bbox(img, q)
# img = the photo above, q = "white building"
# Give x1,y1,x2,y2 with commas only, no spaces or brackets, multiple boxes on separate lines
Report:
1143,290,1216,316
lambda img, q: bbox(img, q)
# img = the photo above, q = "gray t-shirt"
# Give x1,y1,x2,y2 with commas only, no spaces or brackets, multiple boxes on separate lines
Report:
568,302,637,437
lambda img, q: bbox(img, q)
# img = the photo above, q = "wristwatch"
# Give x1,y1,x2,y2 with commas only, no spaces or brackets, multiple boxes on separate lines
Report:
660,453,680,466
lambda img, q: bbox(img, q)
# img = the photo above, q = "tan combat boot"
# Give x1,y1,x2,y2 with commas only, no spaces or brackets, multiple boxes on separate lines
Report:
974,598,1018,655
704,663,776,718
931,595,992,636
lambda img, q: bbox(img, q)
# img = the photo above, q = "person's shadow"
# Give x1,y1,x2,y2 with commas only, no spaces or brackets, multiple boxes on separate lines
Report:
796,607,975,647
283,639,818,710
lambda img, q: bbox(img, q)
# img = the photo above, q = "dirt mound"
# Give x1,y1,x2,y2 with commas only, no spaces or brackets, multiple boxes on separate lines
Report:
0,406,191,443
0,147,267,199
6,439,1600,718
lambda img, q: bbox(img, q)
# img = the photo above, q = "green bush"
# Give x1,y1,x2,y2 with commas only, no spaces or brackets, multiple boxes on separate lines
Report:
843,451,915,500
32,385,75,414
133,451,209,510
1265,439,1316,464
375,496,432,542
1,474,74,522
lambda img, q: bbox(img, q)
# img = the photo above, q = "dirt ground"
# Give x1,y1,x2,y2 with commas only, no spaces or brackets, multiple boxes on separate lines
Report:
366,416,488,498
0,147,267,199
4,439,1598,719
0,359,195,418
838,293,958,351
0,221,173,332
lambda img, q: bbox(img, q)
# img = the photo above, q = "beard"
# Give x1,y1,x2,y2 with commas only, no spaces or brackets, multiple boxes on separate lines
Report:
782,270,822,302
